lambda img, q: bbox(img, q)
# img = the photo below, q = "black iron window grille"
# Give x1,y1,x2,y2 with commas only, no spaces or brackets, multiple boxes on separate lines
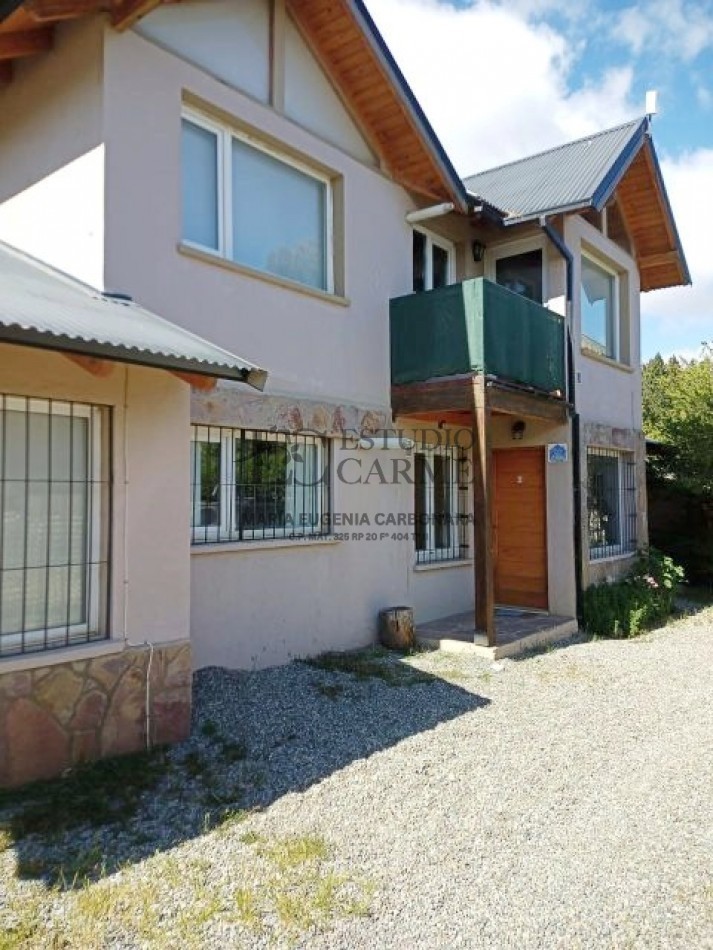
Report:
190,427,330,544
587,446,637,560
414,444,469,564
0,394,111,657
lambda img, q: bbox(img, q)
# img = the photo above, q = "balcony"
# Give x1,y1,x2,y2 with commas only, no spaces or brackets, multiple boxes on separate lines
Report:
390,278,566,396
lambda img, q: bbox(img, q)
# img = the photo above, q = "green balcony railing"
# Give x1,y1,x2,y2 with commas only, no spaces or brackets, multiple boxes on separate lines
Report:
390,277,566,395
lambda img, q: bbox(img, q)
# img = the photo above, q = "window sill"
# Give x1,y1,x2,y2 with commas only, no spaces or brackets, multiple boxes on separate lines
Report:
413,558,473,573
191,535,341,555
0,637,124,674
177,244,350,308
589,551,636,565
581,349,634,373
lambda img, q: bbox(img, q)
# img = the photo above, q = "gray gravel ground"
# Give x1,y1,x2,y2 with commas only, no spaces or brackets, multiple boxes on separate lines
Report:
2,608,712,948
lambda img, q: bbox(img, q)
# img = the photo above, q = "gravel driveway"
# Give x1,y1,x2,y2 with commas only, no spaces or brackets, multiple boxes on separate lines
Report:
2,609,712,948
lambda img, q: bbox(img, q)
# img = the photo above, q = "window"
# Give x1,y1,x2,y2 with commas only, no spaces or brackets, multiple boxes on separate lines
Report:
581,254,619,360
412,229,454,292
494,249,543,303
414,443,468,564
190,427,330,543
0,395,110,657
181,112,333,292
587,447,637,560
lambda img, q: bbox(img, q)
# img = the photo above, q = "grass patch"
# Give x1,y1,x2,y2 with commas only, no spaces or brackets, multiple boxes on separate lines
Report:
0,749,170,843
303,649,432,686
258,833,330,871
233,832,373,938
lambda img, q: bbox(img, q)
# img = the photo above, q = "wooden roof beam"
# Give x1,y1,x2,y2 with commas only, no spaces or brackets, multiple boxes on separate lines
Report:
639,250,678,269
25,0,103,22
111,0,162,31
0,28,52,60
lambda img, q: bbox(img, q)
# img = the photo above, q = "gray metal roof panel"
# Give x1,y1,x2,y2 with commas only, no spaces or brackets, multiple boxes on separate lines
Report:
463,119,645,222
0,241,267,388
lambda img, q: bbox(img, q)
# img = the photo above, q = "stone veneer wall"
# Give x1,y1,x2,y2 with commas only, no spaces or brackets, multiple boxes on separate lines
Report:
0,641,191,789
581,423,648,587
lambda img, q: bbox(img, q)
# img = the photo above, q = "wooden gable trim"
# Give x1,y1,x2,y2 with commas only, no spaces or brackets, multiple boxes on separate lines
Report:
0,25,51,57
286,0,464,204
615,142,688,292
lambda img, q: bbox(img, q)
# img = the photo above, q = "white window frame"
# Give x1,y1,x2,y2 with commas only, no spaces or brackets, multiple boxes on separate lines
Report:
0,396,105,656
182,107,335,294
190,427,328,543
485,236,548,304
587,447,636,561
414,443,462,562
580,251,620,362
412,226,456,291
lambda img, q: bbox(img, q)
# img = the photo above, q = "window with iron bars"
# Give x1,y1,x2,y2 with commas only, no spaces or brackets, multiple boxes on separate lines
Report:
0,394,111,657
587,446,637,560
190,427,330,543
414,443,469,564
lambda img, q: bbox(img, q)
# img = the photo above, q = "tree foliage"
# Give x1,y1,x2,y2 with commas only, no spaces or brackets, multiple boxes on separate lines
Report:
643,344,713,498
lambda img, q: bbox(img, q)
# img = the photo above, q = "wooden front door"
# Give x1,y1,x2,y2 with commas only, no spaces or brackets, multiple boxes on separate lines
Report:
493,447,548,610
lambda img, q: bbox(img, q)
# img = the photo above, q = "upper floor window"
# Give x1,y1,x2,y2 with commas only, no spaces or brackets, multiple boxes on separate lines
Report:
494,249,543,303
181,111,333,293
0,395,110,657
412,229,454,292
581,254,619,360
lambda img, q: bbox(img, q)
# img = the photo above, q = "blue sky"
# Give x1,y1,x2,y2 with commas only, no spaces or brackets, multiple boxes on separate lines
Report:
365,0,713,361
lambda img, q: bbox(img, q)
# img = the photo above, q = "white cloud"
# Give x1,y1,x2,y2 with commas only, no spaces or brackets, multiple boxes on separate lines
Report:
615,1,713,62
364,0,711,357
365,0,637,174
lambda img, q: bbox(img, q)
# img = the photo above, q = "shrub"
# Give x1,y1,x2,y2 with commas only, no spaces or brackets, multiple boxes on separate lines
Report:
583,548,684,638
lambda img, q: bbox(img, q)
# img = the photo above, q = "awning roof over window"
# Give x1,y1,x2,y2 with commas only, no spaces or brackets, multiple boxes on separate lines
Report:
0,241,267,389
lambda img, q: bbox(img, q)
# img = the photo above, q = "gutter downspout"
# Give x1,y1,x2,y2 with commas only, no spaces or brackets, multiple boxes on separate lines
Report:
540,216,584,625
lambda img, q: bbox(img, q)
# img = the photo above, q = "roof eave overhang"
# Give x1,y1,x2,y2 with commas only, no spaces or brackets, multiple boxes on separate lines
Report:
0,326,268,390
641,137,691,288
349,0,469,211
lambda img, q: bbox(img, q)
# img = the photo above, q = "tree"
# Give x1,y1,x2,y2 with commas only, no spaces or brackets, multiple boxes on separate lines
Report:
643,344,713,497
643,344,713,584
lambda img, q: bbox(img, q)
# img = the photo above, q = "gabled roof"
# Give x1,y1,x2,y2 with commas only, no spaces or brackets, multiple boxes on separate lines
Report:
0,0,468,208
464,119,690,292
463,119,643,223
0,241,268,388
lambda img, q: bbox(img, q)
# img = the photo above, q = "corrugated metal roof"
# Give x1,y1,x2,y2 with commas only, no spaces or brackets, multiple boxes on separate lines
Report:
463,119,646,222
0,241,267,389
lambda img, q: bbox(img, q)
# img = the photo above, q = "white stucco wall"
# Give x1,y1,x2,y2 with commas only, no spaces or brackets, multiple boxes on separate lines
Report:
101,27,413,409
565,215,642,431
0,343,191,659
0,19,105,288
191,430,476,671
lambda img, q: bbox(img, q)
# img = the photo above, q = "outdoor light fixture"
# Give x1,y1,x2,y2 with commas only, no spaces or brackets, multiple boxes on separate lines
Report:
511,420,526,440
471,239,486,262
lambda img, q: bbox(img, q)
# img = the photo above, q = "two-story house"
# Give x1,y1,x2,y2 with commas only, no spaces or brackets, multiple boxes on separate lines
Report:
0,0,688,787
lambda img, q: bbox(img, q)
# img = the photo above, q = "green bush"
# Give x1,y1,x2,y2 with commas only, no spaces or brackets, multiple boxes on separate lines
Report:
583,549,684,638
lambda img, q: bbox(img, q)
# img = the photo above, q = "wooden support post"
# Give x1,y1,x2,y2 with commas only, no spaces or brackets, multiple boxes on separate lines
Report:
472,376,495,646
